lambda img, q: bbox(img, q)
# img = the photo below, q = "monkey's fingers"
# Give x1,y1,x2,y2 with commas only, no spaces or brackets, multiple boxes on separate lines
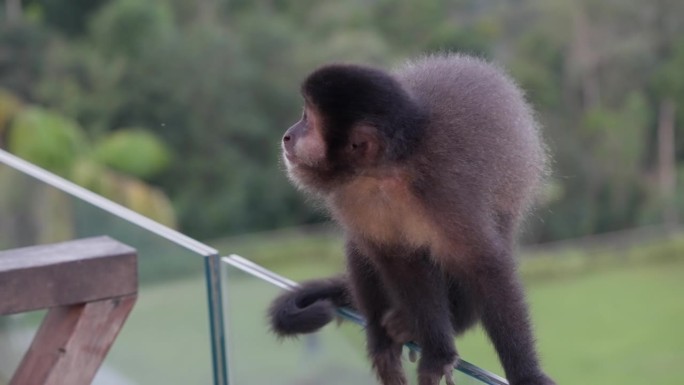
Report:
372,345,408,385
418,360,457,385
382,309,416,343
444,369,456,385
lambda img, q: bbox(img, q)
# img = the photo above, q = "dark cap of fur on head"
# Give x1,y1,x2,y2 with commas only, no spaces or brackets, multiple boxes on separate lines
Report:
302,64,427,161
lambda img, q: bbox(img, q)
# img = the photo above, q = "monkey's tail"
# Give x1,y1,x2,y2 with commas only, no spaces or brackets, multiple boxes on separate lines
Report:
268,275,353,337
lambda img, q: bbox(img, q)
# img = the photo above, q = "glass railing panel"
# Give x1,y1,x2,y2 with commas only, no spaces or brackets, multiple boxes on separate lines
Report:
222,255,505,385
1,147,504,385
221,257,377,385
0,155,223,385
0,311,43,385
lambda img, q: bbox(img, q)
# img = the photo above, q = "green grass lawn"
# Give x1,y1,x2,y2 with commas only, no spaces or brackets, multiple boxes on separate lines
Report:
219,255,684,384
105,275,214,384
456,258,684,385
216,232,684,385
6,233,678,384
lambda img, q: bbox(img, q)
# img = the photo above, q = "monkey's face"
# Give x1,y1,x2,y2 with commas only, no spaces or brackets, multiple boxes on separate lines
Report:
281,103,330,193
282,104,326,170
282,102,382,193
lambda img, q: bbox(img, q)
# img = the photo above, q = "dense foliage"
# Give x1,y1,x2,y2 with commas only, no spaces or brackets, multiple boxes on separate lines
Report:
1,0,683,242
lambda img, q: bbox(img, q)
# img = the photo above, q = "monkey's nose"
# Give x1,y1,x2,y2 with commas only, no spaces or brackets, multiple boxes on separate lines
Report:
282,134,295,159
282,135,293,153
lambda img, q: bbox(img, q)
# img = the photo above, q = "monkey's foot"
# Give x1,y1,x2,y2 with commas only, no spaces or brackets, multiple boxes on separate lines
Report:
382,308,415,343
418,358,458,385
372,345,408,385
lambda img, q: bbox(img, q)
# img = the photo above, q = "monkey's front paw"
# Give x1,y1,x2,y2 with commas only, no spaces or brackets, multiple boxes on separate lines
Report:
418,360,457,385
382,308,415,343
372,345,408,385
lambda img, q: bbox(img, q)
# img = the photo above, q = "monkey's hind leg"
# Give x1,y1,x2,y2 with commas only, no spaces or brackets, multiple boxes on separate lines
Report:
467,242,556,385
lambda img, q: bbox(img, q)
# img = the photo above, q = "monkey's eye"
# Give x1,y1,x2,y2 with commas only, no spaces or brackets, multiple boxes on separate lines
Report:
350,142,360,150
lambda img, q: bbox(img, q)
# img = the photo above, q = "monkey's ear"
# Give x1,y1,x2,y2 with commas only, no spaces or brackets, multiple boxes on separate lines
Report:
348,124,381,163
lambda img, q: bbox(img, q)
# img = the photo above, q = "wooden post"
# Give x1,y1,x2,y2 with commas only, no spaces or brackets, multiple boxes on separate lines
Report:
0,237,138,385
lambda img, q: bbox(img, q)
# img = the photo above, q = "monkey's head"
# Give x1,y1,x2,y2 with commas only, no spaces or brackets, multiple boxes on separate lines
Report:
282,64,426,193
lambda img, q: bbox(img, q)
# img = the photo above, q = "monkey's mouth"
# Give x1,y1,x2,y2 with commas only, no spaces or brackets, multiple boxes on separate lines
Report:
283,150,298,166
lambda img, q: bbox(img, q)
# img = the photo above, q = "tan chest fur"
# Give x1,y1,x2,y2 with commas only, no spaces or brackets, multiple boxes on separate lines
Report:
329,175,440,249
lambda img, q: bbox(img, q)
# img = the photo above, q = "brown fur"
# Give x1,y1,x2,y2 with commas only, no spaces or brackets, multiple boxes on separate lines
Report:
273,53,555,385
329,171,440,249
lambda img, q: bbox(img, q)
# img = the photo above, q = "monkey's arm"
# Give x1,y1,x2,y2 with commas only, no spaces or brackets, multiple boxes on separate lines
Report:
346,241,409,385
371,249,458,385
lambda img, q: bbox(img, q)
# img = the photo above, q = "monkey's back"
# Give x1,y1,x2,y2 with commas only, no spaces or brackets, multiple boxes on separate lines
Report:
395,54,546,225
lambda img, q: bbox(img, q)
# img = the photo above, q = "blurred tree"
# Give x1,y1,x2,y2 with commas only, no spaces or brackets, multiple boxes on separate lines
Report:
4,0,22,25
653,40,684,157
0,24,49,101
8,107,87,176
2,0,683,242
370,0,495,57
23,0,111,36
0,88,23,146
52,1,401,238
89,0,173,58
5,105,177,227
94,128,171,179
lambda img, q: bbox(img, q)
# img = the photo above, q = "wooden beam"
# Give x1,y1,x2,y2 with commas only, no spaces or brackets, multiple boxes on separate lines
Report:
0,236,137,315
0,237,138,384
10,295,137,385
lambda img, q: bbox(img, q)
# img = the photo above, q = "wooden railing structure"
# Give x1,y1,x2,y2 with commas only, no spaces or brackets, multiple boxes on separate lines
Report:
0,237,138,385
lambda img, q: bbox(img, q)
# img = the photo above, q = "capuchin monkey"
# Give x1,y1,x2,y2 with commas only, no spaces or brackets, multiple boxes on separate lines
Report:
269,54,555,385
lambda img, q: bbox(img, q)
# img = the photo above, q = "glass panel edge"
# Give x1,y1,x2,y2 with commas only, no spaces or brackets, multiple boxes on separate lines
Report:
0,149,216,256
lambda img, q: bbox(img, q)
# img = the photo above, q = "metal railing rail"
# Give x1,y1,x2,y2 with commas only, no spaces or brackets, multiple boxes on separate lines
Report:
0,149,216,257
0,149,228,385
223,254,509,385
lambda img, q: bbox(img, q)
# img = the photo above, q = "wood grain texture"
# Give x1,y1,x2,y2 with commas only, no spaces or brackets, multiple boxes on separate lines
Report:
0,237,139,385
0,236,137,315
10,295,137,385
